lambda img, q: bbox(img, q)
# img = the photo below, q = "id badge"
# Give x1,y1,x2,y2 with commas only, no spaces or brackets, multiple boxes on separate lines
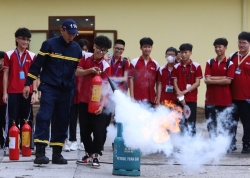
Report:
165,85,173,92
235,68,241,75
19,71,25,80
186,84,191,89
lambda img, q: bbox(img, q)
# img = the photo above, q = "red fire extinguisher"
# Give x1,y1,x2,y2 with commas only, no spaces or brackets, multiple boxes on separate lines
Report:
9,122,20,160
21,120,31,156
88,72,102,114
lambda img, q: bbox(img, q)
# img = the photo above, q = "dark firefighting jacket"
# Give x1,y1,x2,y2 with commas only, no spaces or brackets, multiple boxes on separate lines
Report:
25,35,82,91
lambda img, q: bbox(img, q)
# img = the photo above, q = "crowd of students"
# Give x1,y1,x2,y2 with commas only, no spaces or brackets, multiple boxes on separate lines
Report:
0,19,250,169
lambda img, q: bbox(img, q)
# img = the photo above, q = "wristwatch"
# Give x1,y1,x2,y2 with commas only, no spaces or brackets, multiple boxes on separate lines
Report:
33,90,37,94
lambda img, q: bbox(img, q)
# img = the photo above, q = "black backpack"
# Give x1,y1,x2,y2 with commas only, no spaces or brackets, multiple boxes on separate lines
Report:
122,57,128,76
209,52,237,70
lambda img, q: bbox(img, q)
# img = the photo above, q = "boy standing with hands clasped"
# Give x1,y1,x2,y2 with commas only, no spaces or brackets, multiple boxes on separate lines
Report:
172,43,203,137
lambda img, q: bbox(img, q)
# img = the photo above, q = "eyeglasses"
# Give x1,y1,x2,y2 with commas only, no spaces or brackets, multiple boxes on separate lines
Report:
18,37,31,42
96,46,108,54
114,47,124,51
238,41,249,46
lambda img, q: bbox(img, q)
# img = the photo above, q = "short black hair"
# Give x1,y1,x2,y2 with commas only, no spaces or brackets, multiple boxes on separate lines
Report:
213,38,228,47
94,35,112,49
179,43,193,52
238,31,250,42
15,27,31,46
165,47,178,55
0,51,5,59
114,39,125,46
139,37,153,47
77,39,90,49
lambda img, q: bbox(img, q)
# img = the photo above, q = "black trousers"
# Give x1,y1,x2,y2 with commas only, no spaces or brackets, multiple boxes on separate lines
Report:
69,104,79,142
5,93,32,147
34,84,71,146
0,104,6,148
232,100,250,145
178,102,197,137
78,102,106,155
205,104,235,146
102,107,112,146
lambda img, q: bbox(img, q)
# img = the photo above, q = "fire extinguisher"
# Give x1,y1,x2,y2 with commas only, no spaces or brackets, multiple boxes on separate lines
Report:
21,120,31,156
88,72,102,114
9,122,20,160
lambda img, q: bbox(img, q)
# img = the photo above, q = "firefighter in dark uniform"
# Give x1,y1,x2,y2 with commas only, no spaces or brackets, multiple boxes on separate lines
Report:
23,19,82,165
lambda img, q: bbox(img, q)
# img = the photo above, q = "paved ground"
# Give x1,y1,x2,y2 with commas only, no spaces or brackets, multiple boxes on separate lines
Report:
0,121,250,178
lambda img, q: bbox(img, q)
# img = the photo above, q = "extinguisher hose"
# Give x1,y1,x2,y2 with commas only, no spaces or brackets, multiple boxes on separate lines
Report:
101,71,117,92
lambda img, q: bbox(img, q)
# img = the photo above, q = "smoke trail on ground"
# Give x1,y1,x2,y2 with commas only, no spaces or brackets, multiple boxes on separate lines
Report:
107,90,234,172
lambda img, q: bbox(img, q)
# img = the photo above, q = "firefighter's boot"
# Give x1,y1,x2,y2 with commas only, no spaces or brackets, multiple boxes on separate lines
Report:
52,146,68,164
34,144,50,165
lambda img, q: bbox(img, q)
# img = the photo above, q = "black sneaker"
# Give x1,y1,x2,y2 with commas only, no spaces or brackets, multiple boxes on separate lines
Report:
241,144,250,154
91,153,100,169
76,153,93,165
227,144,237,153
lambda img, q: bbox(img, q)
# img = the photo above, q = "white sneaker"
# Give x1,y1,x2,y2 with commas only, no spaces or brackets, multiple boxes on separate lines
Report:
78,142,85,151
4,147,9,156
70,141,78,151
31,149,36,155
63,140,71,152
91,153,100,169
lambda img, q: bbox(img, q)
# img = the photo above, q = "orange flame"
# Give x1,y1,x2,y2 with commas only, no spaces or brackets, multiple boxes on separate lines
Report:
141,100,182,143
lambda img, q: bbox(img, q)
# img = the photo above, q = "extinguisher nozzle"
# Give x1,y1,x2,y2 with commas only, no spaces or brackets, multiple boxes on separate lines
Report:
101,71,117,92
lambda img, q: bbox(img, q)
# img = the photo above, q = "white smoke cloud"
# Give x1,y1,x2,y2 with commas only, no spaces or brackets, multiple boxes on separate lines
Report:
107,90,235,172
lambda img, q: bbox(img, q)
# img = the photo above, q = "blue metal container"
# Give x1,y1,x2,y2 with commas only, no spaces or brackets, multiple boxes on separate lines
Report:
112,123,141,176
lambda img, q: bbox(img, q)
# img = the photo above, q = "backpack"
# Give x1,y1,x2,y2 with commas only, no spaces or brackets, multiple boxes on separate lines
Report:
209,52,237,70
122,57,127,76
209,58,230,70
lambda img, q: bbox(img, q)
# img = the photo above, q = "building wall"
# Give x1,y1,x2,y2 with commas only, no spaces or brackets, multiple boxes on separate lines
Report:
0,0,248,106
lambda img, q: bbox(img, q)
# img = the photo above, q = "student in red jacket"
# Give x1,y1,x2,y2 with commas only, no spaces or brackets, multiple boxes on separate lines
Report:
172,43,203,137
3,28,36,155
204,38,235,152
157,47,178,105
129,37,159,107
0,51,6,149
230,32,250,154
75,35,112,168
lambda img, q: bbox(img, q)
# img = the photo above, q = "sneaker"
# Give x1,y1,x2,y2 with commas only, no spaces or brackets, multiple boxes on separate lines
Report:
70,141,78,151
31,149,36,155
227,145,237,153
76,153,93,165
91,153,100,169
3,147,9,156
241,144,250,154
63,143,71,152
78,142,85,151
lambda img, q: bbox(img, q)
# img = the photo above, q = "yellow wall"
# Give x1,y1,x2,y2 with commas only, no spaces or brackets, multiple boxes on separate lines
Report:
0,0,247,106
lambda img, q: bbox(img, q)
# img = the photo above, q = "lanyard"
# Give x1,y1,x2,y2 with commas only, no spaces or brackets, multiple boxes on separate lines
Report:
111,57,121,76
237,51,250,68
165,67,172,85
182,63,192,81
15,49,27,69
